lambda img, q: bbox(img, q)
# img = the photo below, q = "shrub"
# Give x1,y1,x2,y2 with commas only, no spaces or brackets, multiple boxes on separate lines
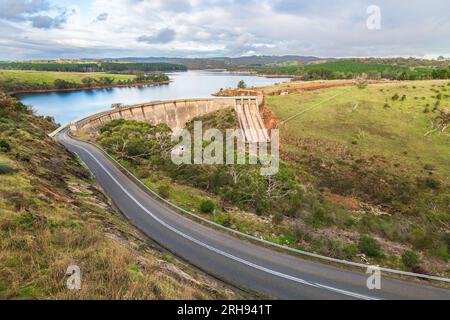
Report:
341,244,359,260
200,199,215,214
429,245,450,262
157,184,171,199
237,80,247,89
0,162,14,174
0,140,11,152
358,234,382,258
410,229,434,250
356,78,368,89
401,251,420,270
44,116,55,123
383,103,391,109
216,213,233,227
392,93,400,101
424,177,441,190
400,95,407,101
444,234,450,250
310,207,329,227
16,153,32,162
272,213,284,225
13,212,37,227
434,100,441,109
255,199,270,216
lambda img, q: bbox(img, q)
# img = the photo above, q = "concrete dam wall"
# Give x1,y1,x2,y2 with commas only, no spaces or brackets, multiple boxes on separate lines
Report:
66,97,269,143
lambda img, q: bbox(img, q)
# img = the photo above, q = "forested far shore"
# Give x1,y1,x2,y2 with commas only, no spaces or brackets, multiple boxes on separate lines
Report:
254,61,450,81
0,61,187,73
0,71,170,94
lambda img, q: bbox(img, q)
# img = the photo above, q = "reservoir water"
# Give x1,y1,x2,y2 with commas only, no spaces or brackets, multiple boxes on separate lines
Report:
18,71,288,125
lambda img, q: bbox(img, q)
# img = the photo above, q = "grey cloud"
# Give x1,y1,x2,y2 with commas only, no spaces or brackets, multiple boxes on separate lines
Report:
137,28,176,44
94,12,108,23
0,0,73,30
29,8,74,29
159,0,192,12
0,0,50,19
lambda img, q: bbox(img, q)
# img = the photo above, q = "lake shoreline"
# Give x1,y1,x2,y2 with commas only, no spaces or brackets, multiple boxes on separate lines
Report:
18,71,290,125
12,80,171,96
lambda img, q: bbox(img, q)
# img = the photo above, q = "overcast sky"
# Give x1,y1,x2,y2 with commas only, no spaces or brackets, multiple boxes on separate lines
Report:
1,0,449,60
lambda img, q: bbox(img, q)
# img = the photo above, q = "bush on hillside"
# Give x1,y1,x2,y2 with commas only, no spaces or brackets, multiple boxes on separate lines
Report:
200,199,215,214
157,184,171,199
272,213,284,225
309,206,330,227
410,229,434,250
425,177,441,190
401,251,421,271
358,234,382,258
0,139,11,152
16,153,32,162
0,162,14,174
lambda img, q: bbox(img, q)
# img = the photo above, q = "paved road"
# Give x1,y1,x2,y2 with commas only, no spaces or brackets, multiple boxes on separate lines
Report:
57,131,450,300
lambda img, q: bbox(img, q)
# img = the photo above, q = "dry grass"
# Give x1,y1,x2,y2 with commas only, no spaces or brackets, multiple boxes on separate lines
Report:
0,70,135,85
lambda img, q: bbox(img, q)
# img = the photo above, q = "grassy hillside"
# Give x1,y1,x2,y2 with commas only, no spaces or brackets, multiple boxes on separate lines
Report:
0,70,135,85
0,70,170,93
265,80,449,271
268,81,449,180
0,93,240,299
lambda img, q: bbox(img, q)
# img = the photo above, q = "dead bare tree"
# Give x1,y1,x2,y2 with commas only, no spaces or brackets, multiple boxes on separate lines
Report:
425,109,449,136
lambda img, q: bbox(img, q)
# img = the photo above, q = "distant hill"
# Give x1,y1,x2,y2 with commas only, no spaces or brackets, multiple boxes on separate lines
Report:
104,55,332,69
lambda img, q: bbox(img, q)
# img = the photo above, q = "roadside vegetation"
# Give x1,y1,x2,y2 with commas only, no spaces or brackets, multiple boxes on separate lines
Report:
0,92,240,299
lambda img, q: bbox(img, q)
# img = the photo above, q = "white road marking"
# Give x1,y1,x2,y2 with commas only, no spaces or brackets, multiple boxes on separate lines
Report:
61,133,380,300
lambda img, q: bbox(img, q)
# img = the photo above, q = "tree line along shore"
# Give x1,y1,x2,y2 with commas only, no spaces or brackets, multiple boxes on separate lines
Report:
0,61,188,94
0,70,171,94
